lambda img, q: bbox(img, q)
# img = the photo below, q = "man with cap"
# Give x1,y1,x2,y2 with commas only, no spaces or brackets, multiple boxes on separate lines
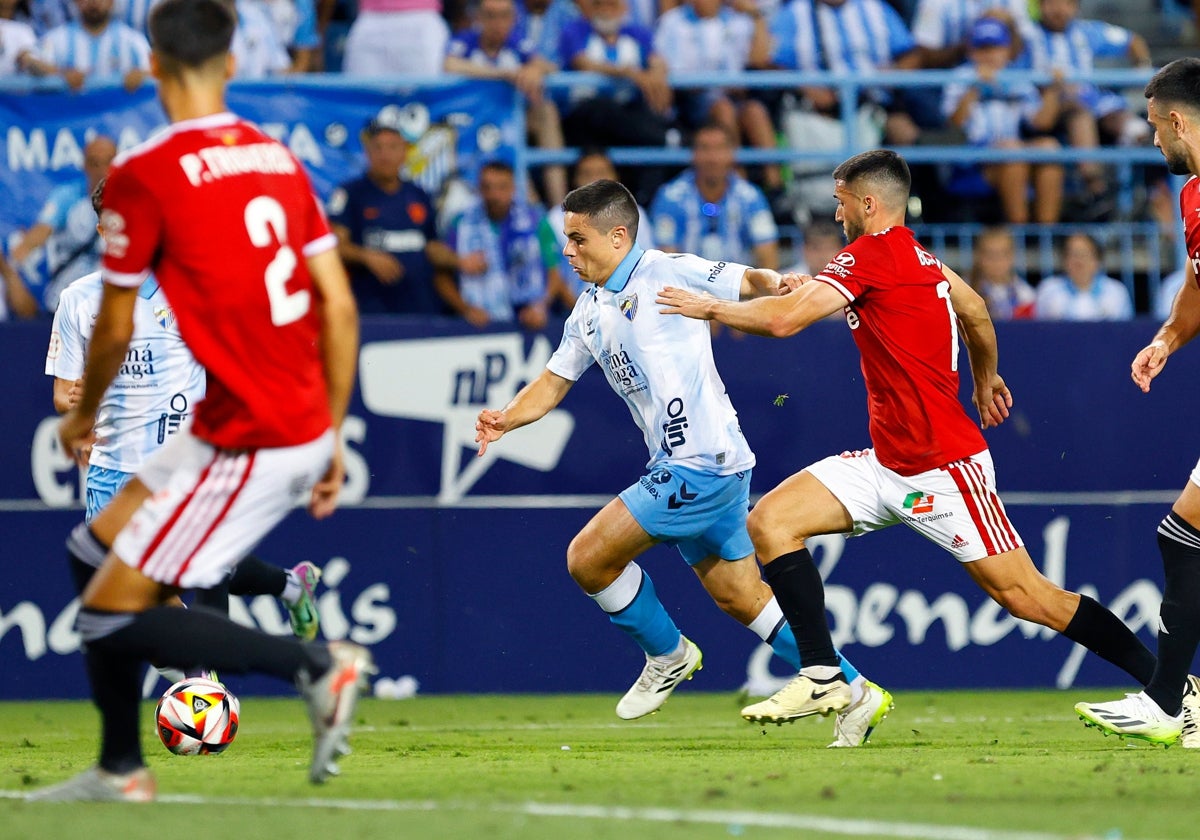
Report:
940,14,1065,224
326,110,460,315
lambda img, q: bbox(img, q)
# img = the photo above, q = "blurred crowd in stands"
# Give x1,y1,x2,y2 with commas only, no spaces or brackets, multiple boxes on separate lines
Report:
0,0,1194,325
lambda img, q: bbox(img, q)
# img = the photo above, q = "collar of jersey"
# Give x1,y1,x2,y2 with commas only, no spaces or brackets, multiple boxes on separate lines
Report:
164,112,239,137
601,245,644,293
137,275,159,300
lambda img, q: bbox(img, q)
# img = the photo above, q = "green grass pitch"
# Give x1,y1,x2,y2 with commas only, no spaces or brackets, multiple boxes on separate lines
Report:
1,690,1197,839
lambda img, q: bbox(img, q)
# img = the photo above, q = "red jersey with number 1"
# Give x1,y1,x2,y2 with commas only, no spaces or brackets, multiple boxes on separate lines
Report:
814,226,986,475
1181,176,1200,285
101,112,337,450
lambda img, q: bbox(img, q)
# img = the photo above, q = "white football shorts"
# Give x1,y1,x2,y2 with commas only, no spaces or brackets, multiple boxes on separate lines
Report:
113,427,334,589
804,447,1024,562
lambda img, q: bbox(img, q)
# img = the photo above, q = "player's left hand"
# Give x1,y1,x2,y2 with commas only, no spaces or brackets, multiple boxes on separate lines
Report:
58,408,97,466
778,273,810,294
974,375,1012,429
656,286,714,319
309,448,345,520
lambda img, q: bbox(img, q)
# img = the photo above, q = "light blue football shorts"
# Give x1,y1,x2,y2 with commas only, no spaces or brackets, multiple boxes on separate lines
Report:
85,465,135,523
618,463,754,566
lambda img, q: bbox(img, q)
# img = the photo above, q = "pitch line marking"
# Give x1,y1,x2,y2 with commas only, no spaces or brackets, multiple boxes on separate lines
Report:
0,790,1106,839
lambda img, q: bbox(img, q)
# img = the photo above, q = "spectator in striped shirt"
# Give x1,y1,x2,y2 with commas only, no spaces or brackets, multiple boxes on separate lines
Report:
34,0,148,90
0,0,40,74
444,0,567,205
1022,0,1152,217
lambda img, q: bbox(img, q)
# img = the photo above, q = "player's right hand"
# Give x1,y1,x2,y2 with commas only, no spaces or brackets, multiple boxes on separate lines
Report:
309,448,345,520
1131,339,1169,393
475,409,508,457
58,408,97,467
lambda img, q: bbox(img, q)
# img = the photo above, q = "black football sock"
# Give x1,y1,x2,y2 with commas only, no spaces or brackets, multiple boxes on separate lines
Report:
1145,514,1200,716
1062,594,1156,687
763,548,840,669
78,606,332,683
193,580,230,614
83,641,145,775
66,522,110,595
227,554,287,598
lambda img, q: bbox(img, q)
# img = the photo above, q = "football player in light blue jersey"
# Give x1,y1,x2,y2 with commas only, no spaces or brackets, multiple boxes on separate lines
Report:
476,179,892,746
48,177,323,644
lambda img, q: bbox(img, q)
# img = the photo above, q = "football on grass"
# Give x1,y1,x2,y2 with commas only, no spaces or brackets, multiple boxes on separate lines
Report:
155,677,240,755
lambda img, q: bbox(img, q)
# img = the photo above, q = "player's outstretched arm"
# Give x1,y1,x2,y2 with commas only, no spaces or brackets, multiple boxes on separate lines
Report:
476,369,573,456
59,283,137,462
307,247,359,520
1132,263,1200,393
657,277,844,337
944,265,1010,429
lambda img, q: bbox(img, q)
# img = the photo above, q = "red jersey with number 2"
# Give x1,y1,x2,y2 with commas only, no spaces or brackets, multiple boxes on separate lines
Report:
814,226,986,475
100,112,337,450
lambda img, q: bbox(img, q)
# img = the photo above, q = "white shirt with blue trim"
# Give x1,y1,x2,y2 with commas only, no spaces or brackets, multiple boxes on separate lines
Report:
45,273,207,472
37,19,150,74
547,246,756,475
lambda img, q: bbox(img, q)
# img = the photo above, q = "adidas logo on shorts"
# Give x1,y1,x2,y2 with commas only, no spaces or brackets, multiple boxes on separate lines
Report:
950,534,969,550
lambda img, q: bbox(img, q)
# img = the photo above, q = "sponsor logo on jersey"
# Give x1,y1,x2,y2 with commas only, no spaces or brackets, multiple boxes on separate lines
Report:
619,294,638,322
706,261,728,282
833,252,855,267
660,397,689,455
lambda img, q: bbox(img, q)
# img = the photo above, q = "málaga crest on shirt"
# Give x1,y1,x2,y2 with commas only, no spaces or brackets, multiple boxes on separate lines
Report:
619,294,638,322
155,306,176,331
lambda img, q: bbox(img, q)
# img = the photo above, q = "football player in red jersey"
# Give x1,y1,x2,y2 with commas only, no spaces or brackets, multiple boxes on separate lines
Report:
1075,58,1200,747
658,149,1177,732
32,0,371,802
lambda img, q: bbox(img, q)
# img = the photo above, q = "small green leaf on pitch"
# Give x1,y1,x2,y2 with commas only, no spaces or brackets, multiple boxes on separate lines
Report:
773,394,789,407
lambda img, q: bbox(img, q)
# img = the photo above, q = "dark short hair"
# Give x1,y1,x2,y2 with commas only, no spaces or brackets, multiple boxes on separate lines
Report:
149,0,235,71
481,159,515,178
91,176,106,217
1145,58,1200,111
832,149,911,200
562,179,639,240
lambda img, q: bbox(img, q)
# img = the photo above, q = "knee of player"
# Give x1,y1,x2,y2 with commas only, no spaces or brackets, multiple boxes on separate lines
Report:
746,502,789,548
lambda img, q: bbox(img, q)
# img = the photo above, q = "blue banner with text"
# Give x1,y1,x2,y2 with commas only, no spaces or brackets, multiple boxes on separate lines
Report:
1,318,1195,699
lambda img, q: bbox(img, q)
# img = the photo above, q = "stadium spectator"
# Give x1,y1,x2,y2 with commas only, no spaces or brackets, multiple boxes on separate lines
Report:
33,0,148,90
941,15,1064,224
0,0,40,74
657,149,1168,733
547,148,654,301
650,122,778,269
327,114,456,316
476,178,891,746
770,0,924,146
1034,232,1133,321
445,0,567,205
516,0,579,66
785,218,843,275
226,0,291,78
342,0,448,76
968,226,1036,320
558,0,676,205
1022,0,1152,217
9,134,115,314
253,0,321,72
444,159,567,329
652,0,782,198
30,0,370,801
23,0,75,34
911,0,1030,70
1154,267,1186,321
0,254,38,320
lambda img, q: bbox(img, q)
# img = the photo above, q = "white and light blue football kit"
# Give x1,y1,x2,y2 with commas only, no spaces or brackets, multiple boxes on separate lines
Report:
546,246,861,683
46,272,205,520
